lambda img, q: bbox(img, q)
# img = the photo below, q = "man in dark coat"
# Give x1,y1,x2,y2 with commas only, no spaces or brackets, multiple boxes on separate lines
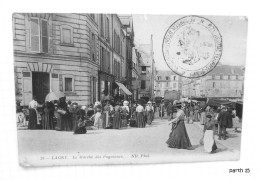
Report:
217,107,233,140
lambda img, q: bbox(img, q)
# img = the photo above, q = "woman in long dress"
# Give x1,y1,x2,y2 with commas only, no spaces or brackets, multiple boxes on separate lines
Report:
93,105,103,129
145,101,154,125
112,102,122,129
28,98,40,129
103,101,113,128
42,102,50,129
200,108,207,125
166,104,192,149
202,114,217,153
136,102,145,128
121,101,129,127
194,104,199,122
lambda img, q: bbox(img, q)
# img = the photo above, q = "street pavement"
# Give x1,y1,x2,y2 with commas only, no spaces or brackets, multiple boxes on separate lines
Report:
192,121,242,151
17,113,241,166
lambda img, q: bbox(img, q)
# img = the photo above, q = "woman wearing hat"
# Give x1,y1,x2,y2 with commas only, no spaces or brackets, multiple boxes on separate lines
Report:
136,100,145,128
166,104,192,149
145,101,154,125
112,101,122,129
202,114,218,153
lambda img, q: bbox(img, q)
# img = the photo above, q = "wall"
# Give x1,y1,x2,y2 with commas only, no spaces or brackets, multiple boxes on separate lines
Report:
13,13,99,105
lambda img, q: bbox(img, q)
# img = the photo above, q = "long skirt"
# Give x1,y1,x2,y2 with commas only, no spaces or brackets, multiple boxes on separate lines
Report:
136,112,145,128
103,111,110,128
200,112,207,125
55,113,63,131
194,110,199,121
94,113,103,129
146,111,153,125
113,112,122,129
63,114,71,131
28,109,37,129
166,120,192,149
42,110,50,129
203,130,217,153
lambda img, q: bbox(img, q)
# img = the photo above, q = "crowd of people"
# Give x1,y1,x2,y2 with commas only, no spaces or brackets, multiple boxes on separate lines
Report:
16,96,240,154
157,100,239,153
16,97,157,134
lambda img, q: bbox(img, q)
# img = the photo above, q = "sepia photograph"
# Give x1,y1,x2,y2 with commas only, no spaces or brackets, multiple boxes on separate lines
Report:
13,13,247,166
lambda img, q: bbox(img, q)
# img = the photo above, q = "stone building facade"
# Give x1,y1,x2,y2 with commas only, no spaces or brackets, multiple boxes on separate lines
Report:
154,70,182,97
181,64,244,98
137,35,155,100
13,13,99,105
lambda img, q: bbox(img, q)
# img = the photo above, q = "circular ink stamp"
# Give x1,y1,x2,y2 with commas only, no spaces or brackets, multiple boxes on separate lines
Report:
162,15,222,78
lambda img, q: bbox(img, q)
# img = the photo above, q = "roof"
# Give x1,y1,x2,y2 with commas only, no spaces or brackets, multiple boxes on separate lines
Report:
136,44,153,66
208,64,245,76
156,70,177,78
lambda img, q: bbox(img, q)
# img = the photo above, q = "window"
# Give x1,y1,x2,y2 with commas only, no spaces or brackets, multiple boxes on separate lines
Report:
166,76,169,80
100,15,104,37
64,77,73,92
166,82,169,87
114,32,120,54
30,18,48,53
100,47,110,74
60,25,73,46
212,74,215,79
173,83,176,88
173,76,176,80
157,76,161,80
141,80,146,89
220,74,223,80
213,82,215,88
91,32,96,61
236,75,239,80
91,76,97,103
141,66,146,74
228,75,231,80
105,17,110,42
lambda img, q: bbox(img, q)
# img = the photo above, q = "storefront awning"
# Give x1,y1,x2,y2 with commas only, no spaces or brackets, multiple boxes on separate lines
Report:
115,82,132,95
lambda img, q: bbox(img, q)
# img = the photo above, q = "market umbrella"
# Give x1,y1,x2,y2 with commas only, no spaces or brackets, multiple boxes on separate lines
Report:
45,91,65,102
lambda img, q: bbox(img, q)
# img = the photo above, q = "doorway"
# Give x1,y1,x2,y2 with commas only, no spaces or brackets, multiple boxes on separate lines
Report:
32,72,50,103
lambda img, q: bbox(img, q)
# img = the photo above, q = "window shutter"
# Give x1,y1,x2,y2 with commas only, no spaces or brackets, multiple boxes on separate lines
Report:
30,18,40,52
51,73,59,92
41,20,48,53
22,71,32,105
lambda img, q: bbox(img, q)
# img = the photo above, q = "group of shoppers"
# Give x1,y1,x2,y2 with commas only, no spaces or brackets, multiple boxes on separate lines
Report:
22,96,157,134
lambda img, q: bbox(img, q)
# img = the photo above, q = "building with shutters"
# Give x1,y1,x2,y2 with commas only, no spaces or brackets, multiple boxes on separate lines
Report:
98,14,114,100
154,70,182,97
131,47,141,101
137,35,155,100
13,13,99,106
97,14,131,101
181,64,244,98
118,15,135,94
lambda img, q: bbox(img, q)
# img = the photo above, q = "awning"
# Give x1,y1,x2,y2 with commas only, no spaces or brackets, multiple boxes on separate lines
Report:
115,82,132,95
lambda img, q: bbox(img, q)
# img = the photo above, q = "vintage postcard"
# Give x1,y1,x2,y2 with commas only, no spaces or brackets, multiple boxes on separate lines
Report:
13,13,247,166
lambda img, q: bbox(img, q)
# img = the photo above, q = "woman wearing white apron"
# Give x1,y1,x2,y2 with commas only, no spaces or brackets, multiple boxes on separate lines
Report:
203,114,217,153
